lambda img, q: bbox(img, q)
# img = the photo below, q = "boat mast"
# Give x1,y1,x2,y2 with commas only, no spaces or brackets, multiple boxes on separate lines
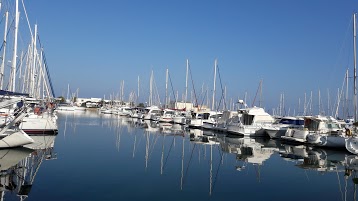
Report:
259,79,263,108
66,84,70,101
354,13,357,122
149,70,153,106
30,24,37,97
346,69,349,119
211,59,217,111
318,89,321,115
165,68,168,108
9,0,19,92
137,76,140,104
185,59,188,104
0,11,8,90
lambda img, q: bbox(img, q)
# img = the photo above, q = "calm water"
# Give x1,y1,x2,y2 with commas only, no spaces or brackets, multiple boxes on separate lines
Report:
3,110,358,201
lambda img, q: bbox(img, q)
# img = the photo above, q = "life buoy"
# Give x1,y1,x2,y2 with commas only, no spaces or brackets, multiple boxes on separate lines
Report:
34,107,41,115
346,129,352,136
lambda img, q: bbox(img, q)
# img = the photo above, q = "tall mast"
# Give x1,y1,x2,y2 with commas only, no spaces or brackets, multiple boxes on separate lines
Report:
149,70,153,106
9,0,19,92
165,68,168,108
211,59,217,110
66,84,70,101
30,24,37,96
354,13,357,122
137,75,140,103
318,89,321,115
259,79,263,107
345,69,349,118
185,59,188,104
122,80,125,103
0,11,8,90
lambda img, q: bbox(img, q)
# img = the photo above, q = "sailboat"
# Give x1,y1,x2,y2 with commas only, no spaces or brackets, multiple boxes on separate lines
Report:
344,13,358,154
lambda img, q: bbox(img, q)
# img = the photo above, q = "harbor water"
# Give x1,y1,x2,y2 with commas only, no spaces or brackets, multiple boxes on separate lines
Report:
4,110,358,201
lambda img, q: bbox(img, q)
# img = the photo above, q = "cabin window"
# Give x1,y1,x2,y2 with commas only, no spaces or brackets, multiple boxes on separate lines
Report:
306,120,320,131
296,120,304,125
242,114,254,125
328,123,340,129
211,114,222,119
203,113,210,119
279,119,295,125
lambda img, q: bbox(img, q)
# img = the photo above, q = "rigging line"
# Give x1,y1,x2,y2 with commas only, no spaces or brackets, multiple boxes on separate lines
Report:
188,62,199,107
198,88,208,110
0,18,14,53
251,80,262,107
212,142,224,193
21,0,34,40
334,15,354,70
4,48,28,91
216,64,227,111
183,143,197,185
335,168,344,201
168,72,177,103
37,34,55,97
152,72,161,106
163,135,176,170
148,130,160,158
0,12,5,25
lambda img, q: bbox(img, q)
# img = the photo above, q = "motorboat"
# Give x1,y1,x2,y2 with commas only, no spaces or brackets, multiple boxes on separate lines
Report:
262,116,304,139
226,106,274,136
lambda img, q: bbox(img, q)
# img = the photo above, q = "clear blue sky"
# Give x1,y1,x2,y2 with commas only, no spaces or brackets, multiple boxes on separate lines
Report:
19,0,358,115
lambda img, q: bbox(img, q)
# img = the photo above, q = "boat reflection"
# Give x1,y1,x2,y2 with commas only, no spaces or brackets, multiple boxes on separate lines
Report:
0,147,34,200
219,136,278,165
0,135,58,200
278,144,349,172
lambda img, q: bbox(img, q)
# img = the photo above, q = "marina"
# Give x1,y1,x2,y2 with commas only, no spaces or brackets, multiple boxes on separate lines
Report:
0,1,358,200
1,110,358,200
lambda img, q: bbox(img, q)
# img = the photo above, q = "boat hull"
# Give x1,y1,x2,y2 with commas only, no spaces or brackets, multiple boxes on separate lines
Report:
346,137,358,154
0,130,34,148
307,134,346,148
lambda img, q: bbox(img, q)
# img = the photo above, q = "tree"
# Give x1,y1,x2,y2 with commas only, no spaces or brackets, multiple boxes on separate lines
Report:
57,96,65,103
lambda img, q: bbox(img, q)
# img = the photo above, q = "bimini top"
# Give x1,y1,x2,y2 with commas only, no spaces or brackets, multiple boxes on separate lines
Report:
238,106,270,116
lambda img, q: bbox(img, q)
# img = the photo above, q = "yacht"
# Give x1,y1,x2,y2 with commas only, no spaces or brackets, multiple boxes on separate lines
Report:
262,116,304,139
306,116,346,148
158,109,175,123
226,106,274,136
143,106,162,121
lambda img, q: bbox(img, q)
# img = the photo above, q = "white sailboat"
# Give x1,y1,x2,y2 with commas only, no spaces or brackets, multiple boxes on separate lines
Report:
344,13,358,154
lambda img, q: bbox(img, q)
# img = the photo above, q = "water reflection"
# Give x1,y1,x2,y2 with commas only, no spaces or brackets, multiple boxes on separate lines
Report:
218,136,278,165
54,111,358,200
0,134,57,201
278,144,348,172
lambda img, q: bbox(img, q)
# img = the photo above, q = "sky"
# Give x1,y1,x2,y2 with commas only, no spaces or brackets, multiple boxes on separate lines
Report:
6,0,358,115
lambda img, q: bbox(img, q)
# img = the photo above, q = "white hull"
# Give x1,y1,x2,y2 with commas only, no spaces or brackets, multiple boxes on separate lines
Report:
281,129,308,143
226,124,266,137
307,134,346,148
0,147,33,171
189,119,203,128
202,122,227,132
19,114,58,135
173,116,188,125
56,106,75,111
158,117,174,123
24,135,56,150
346,137,358,154
263,127,287,139
131,113,144,119
0,130,34,148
